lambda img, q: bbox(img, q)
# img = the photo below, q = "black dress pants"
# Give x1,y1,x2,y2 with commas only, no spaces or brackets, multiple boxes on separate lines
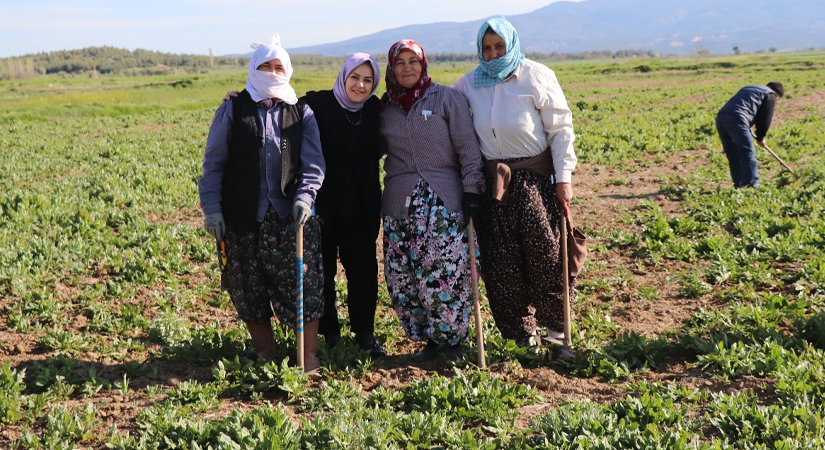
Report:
319,215,380,338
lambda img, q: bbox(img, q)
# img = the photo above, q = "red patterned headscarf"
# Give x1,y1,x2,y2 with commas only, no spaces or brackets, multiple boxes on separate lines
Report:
383,39,432,112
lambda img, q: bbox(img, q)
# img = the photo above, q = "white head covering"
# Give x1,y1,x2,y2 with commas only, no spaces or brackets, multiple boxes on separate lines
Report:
246,34,298,105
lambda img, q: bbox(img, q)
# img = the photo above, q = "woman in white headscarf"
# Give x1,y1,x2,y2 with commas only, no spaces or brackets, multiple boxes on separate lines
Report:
221,52,388,358
199,34,326,371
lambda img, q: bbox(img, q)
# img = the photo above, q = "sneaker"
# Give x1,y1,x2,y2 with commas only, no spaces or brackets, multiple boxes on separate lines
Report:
547,330,565,341
412,340,441,362
356,334,387,359
542,330,566,346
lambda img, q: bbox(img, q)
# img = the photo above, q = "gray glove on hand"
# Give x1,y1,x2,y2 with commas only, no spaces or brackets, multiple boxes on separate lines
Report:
204,212,225,242
293,200,311,230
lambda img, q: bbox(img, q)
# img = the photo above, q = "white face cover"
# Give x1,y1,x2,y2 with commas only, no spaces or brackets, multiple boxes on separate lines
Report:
245,34,298,104
248,69,296,104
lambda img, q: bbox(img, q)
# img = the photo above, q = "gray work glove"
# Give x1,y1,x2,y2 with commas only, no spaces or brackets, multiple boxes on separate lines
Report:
204,211,225,242
293,200,311,230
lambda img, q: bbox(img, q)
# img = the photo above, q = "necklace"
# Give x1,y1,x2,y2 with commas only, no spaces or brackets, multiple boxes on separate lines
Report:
344,108,363,126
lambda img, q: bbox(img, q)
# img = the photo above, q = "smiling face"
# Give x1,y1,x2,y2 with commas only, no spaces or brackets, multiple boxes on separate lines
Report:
481,31,507,62
256,58,286,76
344,62,375,103
393,50,423,89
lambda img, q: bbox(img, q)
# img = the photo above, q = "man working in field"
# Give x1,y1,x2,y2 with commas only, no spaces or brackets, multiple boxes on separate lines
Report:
715,82,784,188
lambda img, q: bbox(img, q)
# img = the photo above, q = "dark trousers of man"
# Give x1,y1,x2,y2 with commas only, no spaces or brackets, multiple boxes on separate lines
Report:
319,215,380,340
716,113,760,188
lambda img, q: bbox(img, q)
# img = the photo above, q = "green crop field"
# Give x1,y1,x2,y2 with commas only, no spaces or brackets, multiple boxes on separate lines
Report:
1,51,824,449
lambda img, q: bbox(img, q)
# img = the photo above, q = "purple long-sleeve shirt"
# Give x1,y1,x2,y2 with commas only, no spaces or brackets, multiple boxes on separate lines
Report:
380,84,485,219
198,99,325,221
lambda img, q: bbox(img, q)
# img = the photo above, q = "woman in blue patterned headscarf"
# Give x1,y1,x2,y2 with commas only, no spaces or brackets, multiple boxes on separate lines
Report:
453,17,580,357
473,16,526,87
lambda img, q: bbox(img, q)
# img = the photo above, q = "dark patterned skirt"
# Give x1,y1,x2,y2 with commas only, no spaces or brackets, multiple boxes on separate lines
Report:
477,167,575,341
224,206,324,325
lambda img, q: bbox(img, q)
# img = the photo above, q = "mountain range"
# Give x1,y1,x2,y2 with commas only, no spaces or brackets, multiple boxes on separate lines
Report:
291,0,825,56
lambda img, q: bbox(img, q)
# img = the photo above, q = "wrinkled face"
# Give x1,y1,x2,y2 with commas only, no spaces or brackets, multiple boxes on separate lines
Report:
344,62,374,103
257,58,286,76
393,50,423,89
481,32,507,62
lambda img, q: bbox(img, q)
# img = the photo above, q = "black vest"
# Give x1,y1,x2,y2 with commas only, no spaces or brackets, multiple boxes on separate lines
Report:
222,89,303,231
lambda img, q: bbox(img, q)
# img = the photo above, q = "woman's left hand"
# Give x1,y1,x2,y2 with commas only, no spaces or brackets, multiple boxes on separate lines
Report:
222,91,240,104
556,182,573,219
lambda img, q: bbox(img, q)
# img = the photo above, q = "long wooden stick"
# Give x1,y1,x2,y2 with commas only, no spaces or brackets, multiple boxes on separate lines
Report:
296,226,305,371
467,219,486,369
752,133,800,180
560,217,572,349
216,238,228,291
763,144,800,180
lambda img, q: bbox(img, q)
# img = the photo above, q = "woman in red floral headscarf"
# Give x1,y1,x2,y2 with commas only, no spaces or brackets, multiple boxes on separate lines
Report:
379,39,486,362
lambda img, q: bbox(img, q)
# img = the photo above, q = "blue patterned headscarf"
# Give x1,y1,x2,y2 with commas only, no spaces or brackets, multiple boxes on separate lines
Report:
473,17,525,88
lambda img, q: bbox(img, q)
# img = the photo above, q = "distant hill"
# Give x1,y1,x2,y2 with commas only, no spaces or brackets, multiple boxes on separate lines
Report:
290,0,825,56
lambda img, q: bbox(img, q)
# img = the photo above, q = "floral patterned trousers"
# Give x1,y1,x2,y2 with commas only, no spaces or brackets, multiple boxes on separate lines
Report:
383,179,477,346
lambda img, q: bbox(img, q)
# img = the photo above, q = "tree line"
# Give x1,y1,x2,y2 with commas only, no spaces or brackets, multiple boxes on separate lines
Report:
0,46,250,80
0,46,663,80
427,49,660,63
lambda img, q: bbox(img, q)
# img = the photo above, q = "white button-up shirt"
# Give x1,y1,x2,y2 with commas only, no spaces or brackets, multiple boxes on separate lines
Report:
453,59,577,183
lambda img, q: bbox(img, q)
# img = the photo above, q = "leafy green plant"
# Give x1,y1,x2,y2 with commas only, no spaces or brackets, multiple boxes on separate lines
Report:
402,369,539,426
795,308,825,349
15,403,101,449
572,331,669,379
30,356,84,393
212,357,308,401
676,272,713,298
527,399,699,450
698,339,796,381
0,360,26,425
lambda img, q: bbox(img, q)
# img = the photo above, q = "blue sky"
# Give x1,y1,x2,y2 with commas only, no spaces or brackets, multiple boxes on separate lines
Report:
0,0,582,58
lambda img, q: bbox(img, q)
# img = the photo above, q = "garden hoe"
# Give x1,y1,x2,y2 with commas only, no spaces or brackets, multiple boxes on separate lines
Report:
216,238,228,291
467,219,486,369
761,142,800,180
557,216,574,361
296,227,305,371
753,133,800,180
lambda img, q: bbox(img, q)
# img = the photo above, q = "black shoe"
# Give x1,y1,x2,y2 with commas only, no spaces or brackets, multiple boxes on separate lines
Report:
356,334,387,359
441,344,465,361
554,346,575,361
412,340,441,362
324,333,342,349
243,347,260,361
